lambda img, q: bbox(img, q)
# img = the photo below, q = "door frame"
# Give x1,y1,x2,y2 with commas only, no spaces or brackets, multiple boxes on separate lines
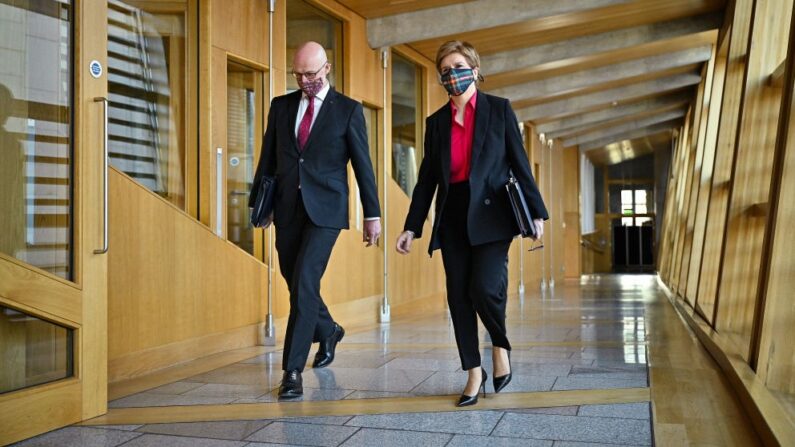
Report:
0,0,109,443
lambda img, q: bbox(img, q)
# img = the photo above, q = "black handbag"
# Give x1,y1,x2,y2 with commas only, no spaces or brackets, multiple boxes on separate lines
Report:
505,174,537,238
250,176,277,228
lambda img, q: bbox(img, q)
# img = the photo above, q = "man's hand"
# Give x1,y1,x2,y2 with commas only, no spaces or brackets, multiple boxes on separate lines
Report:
396,231,414,254
532,219,544,240
363,219,381,247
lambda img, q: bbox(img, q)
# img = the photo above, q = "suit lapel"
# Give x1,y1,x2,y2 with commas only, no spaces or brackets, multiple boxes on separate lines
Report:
302,88,336,153
439,103,452,186
287,90,300,152
470,91,490,166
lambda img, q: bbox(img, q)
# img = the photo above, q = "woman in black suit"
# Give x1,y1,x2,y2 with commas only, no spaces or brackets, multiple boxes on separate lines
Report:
396,41,548,407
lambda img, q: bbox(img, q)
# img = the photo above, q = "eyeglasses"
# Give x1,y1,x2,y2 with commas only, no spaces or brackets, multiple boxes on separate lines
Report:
528,239,544,252
291,60,328,81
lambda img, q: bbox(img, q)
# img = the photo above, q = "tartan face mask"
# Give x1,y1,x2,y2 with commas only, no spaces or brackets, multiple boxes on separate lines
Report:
440,67,476,96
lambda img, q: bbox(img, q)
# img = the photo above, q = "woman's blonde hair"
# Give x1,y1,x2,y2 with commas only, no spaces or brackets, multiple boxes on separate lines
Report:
435,40,484,82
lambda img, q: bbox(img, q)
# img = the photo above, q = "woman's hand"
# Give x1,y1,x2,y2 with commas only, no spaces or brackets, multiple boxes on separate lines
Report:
396,231,414,254
532,219,544,240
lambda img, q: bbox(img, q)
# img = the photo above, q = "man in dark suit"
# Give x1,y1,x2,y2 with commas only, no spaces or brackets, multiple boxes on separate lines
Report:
250,41,381,399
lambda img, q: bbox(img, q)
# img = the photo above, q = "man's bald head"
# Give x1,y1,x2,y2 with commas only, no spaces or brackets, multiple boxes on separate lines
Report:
292,41,330,88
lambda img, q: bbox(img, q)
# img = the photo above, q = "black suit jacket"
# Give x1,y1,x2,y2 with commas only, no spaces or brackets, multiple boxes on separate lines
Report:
404,91,548,255
250,88,380,229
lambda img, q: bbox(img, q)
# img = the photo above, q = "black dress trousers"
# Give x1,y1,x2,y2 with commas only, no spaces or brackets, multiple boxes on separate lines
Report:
438,181,512,371
275,194,340,372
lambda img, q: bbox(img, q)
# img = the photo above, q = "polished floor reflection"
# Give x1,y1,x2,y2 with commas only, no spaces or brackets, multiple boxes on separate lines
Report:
17,274,758,446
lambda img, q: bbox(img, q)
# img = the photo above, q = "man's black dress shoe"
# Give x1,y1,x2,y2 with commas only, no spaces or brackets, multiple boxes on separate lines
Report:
313,323,345,368
278,370,303,399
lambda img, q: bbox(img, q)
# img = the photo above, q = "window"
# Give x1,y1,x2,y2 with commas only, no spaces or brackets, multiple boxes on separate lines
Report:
620,188,653,227
0,0,74,279
106,0,191,208
286,0,343,93
0,305,73,394
391,52,423,196
226,62,265,255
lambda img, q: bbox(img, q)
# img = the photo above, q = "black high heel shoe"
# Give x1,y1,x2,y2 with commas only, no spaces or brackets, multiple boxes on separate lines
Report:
493,350,512,393
457,368,487,407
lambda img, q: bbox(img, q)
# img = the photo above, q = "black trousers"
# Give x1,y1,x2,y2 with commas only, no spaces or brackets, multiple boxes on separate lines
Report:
439,181,512,371
275,195,340,372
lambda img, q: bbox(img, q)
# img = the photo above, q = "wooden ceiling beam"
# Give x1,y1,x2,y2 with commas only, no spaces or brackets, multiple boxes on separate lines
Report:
580,120,682,151
563,109,687,147
490,46,711,103
404,0,725,57
516,73,701,122
367,0,632,49
539,92,692,136
552,102,689,140
482,14,721,82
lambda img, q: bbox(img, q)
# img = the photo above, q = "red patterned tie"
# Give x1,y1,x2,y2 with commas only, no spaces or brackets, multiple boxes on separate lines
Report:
297,96,314,151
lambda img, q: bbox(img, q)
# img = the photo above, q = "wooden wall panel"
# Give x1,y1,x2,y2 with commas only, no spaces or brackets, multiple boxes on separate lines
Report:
686,45,728,307
108,170,267,381
756,12,795,396
696,0,754,325
668,106,696,292
211,0,268,64
677,66,711,301
715,0,792,360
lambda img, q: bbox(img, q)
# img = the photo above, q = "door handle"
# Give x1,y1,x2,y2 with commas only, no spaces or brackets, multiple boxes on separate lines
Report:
94,97,109,254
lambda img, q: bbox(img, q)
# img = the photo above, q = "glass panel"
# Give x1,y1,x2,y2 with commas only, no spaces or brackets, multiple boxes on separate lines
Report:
635,217,652,227
622,217,634,227
620,189,633,205
227,62,264,255
634,189,647,206
107,0,188,208
636,204,648,214
0,0,73,280
0,305,73,394
392,53,422,196
286,0,343,92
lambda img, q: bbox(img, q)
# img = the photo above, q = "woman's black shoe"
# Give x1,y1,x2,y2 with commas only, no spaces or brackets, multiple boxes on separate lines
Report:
457,368,487,407
493,350,512,393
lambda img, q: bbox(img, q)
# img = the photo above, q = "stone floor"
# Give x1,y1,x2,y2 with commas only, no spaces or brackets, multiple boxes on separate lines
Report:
14,274,656,447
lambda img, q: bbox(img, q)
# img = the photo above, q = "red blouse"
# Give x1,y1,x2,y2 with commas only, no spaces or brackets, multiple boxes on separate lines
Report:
449,93,477,183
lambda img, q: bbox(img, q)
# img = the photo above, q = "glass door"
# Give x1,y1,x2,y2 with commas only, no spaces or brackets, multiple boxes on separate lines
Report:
0,0,109,444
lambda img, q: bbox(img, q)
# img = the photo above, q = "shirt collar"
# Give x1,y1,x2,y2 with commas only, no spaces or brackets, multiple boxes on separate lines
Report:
303,82,331,102
450,91,477,114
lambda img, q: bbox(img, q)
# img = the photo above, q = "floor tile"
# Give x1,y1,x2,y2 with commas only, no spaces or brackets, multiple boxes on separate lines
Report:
492,412,652,445
551,376,647,391
121,434,247,446
144,381,206,395
234,387,354,403
276,416,353,425
343,390,414,399
505,406,579,416
300,366,433,393
11,427,142,447
246,421,358,447
447,434,553,447
577,403,651,420
381,357,461,372
136,420,269,440
182,383,274,399
109,393,235,408
338,428,451,447
346,410,504,436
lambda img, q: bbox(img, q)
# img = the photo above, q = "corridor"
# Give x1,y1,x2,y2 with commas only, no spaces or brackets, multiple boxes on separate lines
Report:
13,275,757,446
